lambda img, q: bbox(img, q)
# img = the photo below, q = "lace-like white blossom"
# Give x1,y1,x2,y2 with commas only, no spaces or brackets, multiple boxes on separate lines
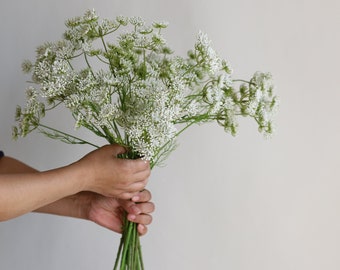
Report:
15,10,278,165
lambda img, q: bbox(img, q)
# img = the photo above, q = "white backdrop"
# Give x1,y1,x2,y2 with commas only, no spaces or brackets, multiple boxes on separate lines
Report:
1,0,340,269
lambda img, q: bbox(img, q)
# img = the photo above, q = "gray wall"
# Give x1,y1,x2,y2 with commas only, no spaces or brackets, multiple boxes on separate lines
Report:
1,0,340,269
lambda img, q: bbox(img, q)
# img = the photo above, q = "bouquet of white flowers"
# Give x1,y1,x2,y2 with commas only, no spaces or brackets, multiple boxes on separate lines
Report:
14,9,278,270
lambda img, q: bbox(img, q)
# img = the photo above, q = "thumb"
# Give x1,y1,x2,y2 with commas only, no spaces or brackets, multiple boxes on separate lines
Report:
109,144,128,157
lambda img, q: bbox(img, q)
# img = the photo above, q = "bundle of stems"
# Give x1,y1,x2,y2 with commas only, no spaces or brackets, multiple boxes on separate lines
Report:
114,218,144,270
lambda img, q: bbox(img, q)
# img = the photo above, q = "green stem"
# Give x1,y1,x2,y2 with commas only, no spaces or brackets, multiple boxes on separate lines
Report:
233,79,256,87
130,222,137,269
151,120,196,168
100,34,117,77
138,236,144,270
120,220,133,269
45,101,63,111
83,51,96,78
113,192,144,269
38,123,99,148
113,236,124,270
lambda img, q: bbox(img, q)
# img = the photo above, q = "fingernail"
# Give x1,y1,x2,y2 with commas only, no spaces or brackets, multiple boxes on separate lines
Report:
128,214,136,220
138,224,146,235
131,195,140,202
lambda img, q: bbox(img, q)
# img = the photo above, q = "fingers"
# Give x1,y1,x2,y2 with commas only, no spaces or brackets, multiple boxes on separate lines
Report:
108,144,150,170
137,224,148,236
131,189,152,202
127,200,155,218
117,181,148,200
127,211,153,225
119,189,155,229
133,159,150,173
113,170,150,200
122,193,155,218
126,202,154,226
107,144,127,157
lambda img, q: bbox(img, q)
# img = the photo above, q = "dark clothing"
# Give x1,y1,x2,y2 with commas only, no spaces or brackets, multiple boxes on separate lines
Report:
0,151,4,158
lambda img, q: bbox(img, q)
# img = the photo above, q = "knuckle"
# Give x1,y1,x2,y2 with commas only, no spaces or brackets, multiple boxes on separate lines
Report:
121,193,132,200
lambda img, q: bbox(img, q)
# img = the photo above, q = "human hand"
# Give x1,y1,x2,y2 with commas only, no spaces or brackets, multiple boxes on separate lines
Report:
75,144,151,199
81,189,154,235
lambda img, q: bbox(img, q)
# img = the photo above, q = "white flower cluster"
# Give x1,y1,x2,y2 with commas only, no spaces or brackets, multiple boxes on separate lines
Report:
14,10,278,165
195,31,222,74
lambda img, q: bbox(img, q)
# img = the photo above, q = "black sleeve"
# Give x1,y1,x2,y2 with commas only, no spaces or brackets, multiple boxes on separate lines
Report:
0,151,4,159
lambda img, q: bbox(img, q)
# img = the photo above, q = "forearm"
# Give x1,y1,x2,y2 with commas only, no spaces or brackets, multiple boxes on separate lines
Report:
34,192,89,220
0,156,36,174
0,157,84,221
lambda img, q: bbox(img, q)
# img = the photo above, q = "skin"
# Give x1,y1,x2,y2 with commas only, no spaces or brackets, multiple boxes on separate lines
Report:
0,144,154,235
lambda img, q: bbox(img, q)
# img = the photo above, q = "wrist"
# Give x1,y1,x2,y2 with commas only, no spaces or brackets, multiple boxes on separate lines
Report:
69,160,97,193
71,192,93,220
34,192,92,220
63,161,93,194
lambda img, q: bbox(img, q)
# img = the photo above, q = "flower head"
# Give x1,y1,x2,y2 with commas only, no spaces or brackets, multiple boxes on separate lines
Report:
15,9,278,165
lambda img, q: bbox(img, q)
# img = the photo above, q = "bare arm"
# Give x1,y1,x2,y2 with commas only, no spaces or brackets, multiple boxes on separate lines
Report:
0,156,84,221
0,145,151,223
